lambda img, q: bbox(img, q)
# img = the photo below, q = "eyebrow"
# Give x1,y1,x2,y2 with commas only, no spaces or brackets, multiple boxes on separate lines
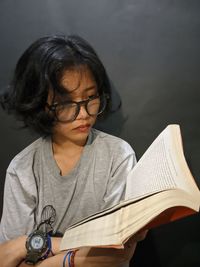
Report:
84,85,97,91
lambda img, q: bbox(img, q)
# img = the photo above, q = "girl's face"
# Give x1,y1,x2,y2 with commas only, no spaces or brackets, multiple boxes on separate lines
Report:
50,67,99,146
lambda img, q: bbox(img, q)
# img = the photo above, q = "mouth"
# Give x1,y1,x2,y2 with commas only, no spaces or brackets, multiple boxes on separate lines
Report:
73,124,91,132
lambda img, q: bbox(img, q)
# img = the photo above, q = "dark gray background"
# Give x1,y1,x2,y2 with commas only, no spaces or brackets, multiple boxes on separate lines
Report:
0,1,200,266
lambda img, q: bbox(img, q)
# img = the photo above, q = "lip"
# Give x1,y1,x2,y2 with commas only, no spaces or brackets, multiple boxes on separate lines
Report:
73,124,91,132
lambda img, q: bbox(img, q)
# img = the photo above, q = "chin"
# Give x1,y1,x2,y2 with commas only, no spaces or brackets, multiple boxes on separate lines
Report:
70,131,90,145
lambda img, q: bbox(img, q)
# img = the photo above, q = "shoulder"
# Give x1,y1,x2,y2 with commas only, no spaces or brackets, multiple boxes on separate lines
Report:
90,128,135,157
7,137,47,174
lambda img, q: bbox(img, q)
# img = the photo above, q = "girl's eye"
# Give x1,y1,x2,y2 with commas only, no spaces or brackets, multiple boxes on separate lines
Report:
88,94,98,99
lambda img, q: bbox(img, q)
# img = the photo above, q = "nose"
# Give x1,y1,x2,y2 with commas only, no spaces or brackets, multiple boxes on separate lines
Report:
76,104,89,120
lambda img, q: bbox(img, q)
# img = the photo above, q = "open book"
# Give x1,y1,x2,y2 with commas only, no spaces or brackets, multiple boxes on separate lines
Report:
60,124,200,250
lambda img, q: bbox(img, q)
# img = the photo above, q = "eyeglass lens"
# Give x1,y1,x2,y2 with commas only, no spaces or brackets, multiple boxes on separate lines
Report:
55,95,106,122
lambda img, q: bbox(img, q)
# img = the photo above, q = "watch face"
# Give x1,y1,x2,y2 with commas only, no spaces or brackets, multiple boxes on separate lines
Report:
30,235,45,250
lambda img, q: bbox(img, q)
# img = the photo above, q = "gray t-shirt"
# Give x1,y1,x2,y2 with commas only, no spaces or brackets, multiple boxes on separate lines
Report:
0,128,136,242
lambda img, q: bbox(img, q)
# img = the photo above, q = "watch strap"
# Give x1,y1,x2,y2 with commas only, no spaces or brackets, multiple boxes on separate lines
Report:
39,234,52,260
25,251,42,265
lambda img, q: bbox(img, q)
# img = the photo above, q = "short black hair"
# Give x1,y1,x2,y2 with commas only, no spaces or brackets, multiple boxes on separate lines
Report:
0,34,112,136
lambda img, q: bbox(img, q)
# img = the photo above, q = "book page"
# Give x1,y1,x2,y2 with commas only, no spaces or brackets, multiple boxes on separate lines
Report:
125,125,189,201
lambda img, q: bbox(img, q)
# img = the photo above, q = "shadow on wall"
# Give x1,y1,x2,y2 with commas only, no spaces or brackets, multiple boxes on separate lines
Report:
95,81,128,136
166,242,200,267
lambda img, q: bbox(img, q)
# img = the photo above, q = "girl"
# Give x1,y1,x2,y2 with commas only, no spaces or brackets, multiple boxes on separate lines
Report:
0,35,146,267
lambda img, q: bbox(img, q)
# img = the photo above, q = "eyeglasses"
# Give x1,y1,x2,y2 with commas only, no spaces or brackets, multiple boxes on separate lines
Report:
46,93,109,122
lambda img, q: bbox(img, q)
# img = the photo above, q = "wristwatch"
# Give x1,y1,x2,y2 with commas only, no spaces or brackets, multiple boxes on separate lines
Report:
25,229,51,265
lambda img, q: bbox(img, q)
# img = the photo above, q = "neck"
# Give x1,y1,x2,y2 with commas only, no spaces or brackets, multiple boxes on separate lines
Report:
51,135,87,176
51,135,87,157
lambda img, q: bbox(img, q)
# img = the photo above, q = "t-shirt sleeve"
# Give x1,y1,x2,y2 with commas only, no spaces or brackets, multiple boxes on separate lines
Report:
101,141,137,210
0,169,37,243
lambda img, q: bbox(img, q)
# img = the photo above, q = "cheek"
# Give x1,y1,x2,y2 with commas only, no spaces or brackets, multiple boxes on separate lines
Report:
89,115,97,125
53,122,71,135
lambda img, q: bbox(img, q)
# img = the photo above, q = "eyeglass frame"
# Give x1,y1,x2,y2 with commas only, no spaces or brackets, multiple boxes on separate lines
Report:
46,93,109,122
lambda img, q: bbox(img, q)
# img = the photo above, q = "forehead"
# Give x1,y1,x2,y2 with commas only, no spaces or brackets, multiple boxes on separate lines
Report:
60,66,97,95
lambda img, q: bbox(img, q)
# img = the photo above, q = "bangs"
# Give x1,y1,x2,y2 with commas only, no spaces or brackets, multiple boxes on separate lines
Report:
50,64,99,102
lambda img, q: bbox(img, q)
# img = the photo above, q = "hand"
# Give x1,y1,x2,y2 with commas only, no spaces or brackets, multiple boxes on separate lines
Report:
0,236,26,267
0,236,63,267
74,246,136,267
18,254,66,267
18,243,138,267
122,229,148,262
132,229,148,242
